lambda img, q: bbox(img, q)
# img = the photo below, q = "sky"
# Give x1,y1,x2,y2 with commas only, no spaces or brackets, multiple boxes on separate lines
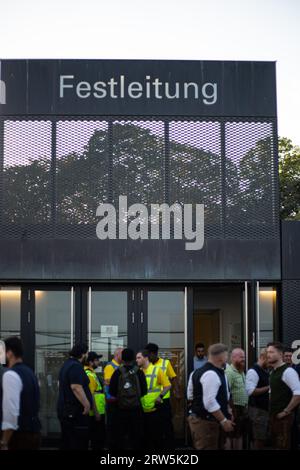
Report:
0,0,299,145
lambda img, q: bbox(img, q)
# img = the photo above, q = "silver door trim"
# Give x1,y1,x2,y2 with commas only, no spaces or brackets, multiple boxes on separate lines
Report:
244,281,248,371
88,286,92,350
184,286,188,388
70,287,74,348
256,281,260,353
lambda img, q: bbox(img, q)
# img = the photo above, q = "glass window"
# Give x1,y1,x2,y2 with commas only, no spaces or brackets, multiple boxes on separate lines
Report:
35,290,73,437
0,287,21,339
90,291,128,362
258,286,276,348
148,291,185,439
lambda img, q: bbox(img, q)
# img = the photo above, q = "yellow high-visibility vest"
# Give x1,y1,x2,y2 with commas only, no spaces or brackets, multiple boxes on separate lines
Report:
85,368,106,415
141,364,161,413
156,358,171,400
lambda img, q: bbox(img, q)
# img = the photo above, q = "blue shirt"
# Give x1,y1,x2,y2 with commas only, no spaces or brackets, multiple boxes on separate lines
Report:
193,356,208,370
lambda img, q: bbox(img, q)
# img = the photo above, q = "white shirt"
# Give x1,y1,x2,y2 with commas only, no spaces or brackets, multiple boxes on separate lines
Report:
246,368,260,396
1,370,23,431
246,365,300,398
278,367,300,395
187,372,194,400
187,369,230,413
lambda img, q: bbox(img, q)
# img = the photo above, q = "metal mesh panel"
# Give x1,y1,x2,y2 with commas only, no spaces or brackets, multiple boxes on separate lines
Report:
112,120,165,205
55,120,109,238
0,116,279,241
282,280,300,346
1,120,52,238
225,121,278,239
111,120,165,238
169,121,222,238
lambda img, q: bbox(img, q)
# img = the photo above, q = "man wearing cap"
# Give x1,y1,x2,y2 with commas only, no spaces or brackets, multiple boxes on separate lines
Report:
85,352,106,451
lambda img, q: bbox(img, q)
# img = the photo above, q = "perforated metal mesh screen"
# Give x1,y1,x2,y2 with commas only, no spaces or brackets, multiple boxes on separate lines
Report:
0,117,279,240
169,121,222,238
282,280,300,346
1,120,52,238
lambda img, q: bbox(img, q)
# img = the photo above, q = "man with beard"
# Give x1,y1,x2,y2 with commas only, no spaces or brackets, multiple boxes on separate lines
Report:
267,342,300,450
225,348,248,450
57,343,92,450
193,343,208,371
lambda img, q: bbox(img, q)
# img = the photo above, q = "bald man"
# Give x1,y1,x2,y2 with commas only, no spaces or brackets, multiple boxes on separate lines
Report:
225,348,249,450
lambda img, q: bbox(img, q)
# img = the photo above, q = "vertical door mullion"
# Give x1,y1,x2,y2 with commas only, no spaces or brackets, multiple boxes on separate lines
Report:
249,280,258,367
70,286,74,348
87,286,92,349
128,287,138,351
185,286,194,379
138,287,148,350
256,281,260,353
21,287,35,369
243,281,249,371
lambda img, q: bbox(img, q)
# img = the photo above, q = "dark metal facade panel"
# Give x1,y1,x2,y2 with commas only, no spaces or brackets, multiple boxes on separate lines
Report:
282,221,300,280
0,238,280,281
282,279,300,346
0,60,277,117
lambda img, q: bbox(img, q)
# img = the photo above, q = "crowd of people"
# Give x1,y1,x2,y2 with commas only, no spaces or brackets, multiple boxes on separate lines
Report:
0,338,178,451
0,336,300,451
188,341,300,450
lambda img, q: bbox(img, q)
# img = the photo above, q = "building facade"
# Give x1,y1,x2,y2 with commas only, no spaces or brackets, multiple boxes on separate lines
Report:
0,59,299,441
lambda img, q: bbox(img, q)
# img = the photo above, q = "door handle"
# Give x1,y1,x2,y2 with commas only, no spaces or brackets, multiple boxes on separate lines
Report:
141,312,144,324
131,312,135,324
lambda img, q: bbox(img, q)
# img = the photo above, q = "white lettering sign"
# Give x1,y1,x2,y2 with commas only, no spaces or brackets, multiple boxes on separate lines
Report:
59,75,217,105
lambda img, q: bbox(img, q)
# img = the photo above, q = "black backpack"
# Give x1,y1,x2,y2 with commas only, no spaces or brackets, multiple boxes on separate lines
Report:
117,365,141,410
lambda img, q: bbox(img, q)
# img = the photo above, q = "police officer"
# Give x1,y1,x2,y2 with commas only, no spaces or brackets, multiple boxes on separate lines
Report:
85,352,106,450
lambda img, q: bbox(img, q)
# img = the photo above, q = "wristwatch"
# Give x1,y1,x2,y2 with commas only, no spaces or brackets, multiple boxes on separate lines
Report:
220,418,228,426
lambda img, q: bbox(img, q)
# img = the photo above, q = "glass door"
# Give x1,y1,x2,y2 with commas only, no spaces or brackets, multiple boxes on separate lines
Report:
144,288,186,440
34,288,74,438
256,283,278,350
87,287,137,364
